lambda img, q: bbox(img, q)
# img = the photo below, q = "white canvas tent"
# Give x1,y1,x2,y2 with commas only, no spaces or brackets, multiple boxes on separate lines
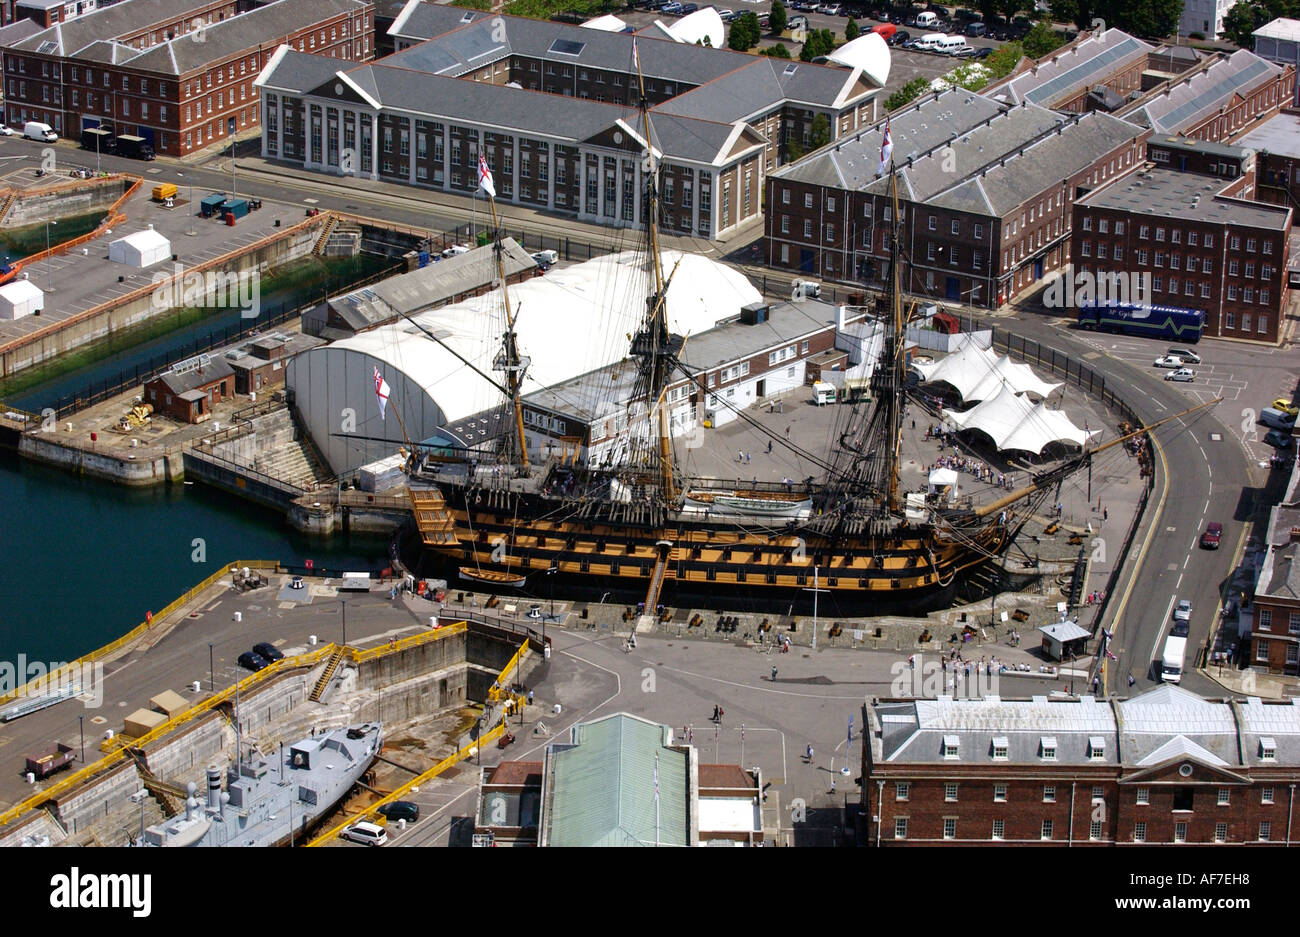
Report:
826,32,891,86
0,279,43,319
108,228,171,268
910,341,1000,400
965,354,1062,403
581,13,627,30
944,385,1099,454
928,467,959,502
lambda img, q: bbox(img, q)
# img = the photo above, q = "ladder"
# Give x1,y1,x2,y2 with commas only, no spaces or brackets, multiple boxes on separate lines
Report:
309,646,345,702
643,546,670,613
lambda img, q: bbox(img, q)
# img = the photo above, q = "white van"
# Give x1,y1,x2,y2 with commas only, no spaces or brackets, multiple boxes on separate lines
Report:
911,33,946,51
1260,407,1297,431
23,121,56,142
915,11,938,27
812,381,836,405
342,821,387,846
934,35,968,54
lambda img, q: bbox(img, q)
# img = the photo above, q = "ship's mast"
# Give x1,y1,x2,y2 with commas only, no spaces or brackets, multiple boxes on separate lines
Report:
882,170,905,512
630,42,678,501
485,189,530,467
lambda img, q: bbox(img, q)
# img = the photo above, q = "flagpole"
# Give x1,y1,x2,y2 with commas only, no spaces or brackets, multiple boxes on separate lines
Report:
654,750,660,847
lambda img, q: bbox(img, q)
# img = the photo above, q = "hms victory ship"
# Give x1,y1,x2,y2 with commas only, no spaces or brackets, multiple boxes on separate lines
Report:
396,57,1196,616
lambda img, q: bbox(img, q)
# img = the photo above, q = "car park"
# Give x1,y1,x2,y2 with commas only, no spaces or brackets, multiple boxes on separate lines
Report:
237,651,271,672
253,642,285,662
1264,429,1295,449
1199,522,1222,549
342,821,388,846
1271,398,1299,417
1174,599,1192,622
1153,355,1187,368
377,801,421,823
1164,368,1195,382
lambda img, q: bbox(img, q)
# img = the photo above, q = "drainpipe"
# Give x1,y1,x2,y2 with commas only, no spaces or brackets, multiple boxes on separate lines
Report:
876,779,884,847
1288,784,1295,847
1068,781,1076,847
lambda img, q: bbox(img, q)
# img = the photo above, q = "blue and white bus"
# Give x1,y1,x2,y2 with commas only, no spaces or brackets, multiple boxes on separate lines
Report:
1076,303,1205,343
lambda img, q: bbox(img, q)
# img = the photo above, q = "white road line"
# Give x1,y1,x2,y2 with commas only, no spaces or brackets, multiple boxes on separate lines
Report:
1204,499,1210,513
1176,573,1183,589
1183,555,1190,569
1149,594,1177,666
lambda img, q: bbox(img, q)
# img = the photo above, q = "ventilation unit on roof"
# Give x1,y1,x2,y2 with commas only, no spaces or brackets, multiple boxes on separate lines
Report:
37,40,57,54
784,64,797,76
459,12,475,22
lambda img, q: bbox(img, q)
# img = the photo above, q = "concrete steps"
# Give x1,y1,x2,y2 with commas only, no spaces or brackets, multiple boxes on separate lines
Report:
309,647,345,702
253,436,331,491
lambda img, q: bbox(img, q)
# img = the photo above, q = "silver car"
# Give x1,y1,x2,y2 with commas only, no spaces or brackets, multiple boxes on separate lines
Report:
1164,368,1195,382
1174,599,1192,622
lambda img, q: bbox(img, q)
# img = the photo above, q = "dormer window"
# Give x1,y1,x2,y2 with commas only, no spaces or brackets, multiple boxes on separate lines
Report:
942,735,959,759
1040,736,1057,761
1088,736,1106,760
991,736,1008,761
1260,737,1277,761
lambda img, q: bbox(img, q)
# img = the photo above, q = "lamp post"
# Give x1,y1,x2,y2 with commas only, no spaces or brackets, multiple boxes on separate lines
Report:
78,714,84,764
208,643,214,692
341,598,347,649
45,219,57,293
131,789,146,845
544,563,559,648
179,171,195,235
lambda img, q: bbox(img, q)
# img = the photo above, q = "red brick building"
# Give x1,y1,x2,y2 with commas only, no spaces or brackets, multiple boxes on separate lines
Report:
1239,110,1300,214
1247,481,1300,675
2,0,371,156
144,355,234,422
980,27,1152,114
864,687,1300,846
1070,136,1293,344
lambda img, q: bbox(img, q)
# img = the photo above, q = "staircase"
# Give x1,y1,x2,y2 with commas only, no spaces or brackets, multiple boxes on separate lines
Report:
253,436,332,491
127,750,183,818
407,486,460,546
310,214,339,257
0,189,17,225
318,220,361,258
309,646,346,702
643,545,670,613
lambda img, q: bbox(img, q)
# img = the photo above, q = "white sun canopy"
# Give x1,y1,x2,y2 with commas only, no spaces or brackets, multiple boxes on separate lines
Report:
911,341,1000,400
943,385,1099,454
965,355,1062,403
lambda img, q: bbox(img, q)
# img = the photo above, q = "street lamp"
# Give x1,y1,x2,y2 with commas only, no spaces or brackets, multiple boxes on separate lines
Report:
340,598,347,649
78,714,84,764
179,171,195,235
45,219,57,293
209,643,214,692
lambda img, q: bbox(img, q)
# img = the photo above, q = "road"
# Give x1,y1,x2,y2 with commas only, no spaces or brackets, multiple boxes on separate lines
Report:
987,310,1296,696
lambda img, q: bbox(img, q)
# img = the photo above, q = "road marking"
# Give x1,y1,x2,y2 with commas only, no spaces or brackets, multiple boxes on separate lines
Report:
1204,499,1210,513
1183,555,1190,569
1148,594,1177,667
1176,573,1183,589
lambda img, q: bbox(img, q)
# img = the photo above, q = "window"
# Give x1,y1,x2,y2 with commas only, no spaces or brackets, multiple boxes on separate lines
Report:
803,220,811,238
1188,231,1198,246
1136,787,1149,805
928,215,937,231
1230,235,1240,250
1170,228,1180,244
1174,821,1187,843
1204,234,1213,248
1261,738,1277,760
943,817,956,840
1155,227,1165,242
1245,288,1254,304
1214,822,1228,843
1173,787,1194,811
943,737,959,758
1264,240,1273,255
993,784,1007,802
781,216,789,234
1246,262,1255,278
1262,786,1274,804
1098,219,1108,234
1217,788,1230,806
1115,221,1123,235
1201,283,1211,299
1259,315,1268,334
944,783,958,802
1091,786,1104,803
1154,252,1165,268
1227,286,1237,301
894,817,908,839
804,193,813,209
1225,310,1236,329
1243,313,1252,332
1081,241,1091,257
826,196,835,212
1259,821,1271,841
1139,225,1149,240
992,740,1008,760
1082,217,1092,231
974,223,983,239
1134,822,1146,843
992,819,1004,840
1043,786,1056,803
1041,819,1053,840
1090,820,1103,841
951,219,959,235
782,188,790,205
1229,260,1239,276
1136,249,1148,265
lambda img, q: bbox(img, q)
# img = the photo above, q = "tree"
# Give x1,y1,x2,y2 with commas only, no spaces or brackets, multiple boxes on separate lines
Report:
1022,19,1066,56
884,75,932,111
761,42,793,57
809,113,831,152
845,16,861,40
770,0,788,33
984,40,1025,78
798,27,834,59
728,12,760,50
1222,0,1261,46
1049,0,1081,25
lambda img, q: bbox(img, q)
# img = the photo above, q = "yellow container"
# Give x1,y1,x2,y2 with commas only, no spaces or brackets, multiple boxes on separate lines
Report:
152,183,178,201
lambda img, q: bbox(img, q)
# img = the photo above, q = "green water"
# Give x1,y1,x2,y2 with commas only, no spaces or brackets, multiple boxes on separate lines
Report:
0,210,107,261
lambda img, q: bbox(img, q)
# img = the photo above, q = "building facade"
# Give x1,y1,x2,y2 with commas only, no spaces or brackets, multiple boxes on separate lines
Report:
1,0,371,156
1238,111,1300,213
1070,136,1293,344
979,27,1152,114
865,687,1300,846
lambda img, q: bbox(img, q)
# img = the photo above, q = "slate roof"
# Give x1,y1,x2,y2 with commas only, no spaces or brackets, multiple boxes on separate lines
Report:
1234,697,1300,767
0,18,43,49
12,0,217,56
1079,168,1293,229
1258,541,1300,600
153,356,235,394
985,29,1153,108
1122,49,1283,134
255,47,347,94
1115,684,1239,767
543,713,690,847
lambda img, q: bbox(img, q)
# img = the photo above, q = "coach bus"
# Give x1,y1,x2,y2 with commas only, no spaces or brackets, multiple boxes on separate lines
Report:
1076,303,1205,343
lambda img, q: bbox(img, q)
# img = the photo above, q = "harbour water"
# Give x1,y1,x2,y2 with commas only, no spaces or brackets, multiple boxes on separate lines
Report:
0,450,388,664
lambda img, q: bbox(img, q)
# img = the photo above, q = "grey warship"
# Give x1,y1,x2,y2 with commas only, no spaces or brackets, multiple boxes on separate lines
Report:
141,723,382,847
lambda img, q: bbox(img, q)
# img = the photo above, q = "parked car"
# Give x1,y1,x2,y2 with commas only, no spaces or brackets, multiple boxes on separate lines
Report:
1167,347,1201,364
237,651,271,672
661,1,682,13
1271,398,1299,417
1174,599,1192,622
253,642,285,662
952,44,976,55
821,3,842,14
888,29,910,44
377,801,421,823
0,123,12,136
717,8,734,19
1164,368,1195,382
1264,429,1295,449
342,821,388,846
1171,620,1189,637
1153,355,1186,368
1199,521,1223,550
973,45,994,58
680,2,699,12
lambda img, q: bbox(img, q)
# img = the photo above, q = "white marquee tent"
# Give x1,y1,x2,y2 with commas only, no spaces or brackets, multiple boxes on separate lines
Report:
108,228,170,268
965,354,1062,403
825,32,892,86
581,13,628,31
651,8,725,47
910,341,1000,400
943,385,1099,454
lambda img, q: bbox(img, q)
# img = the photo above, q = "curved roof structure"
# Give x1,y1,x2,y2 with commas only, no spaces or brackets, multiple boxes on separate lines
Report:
965,354,1062,403
910,341,999,400
661,8,725,48
289,250,761,473
944,385,1098,454
582,13,629,32
826,32,890,87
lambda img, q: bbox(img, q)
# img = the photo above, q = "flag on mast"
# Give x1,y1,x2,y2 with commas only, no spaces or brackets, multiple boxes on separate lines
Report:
632,38,640,73
878,118,893,175
477,153,496,199
373,367,390,420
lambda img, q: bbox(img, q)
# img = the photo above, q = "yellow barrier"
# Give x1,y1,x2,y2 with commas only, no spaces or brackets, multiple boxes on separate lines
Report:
351,620,467,662
0,560,279,710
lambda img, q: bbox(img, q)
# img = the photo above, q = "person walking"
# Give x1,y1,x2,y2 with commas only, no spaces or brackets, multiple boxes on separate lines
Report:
746,451,752,464
767,440,773,455
1127,674,1135,688
771,665,779,682
805,744,814,763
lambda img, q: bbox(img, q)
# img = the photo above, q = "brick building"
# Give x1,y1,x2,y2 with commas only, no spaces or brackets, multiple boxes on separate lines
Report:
5,0,116,28
764,87,1145,307
257,2,879,241
980,27,1152,114
1246,473,1300,675
1238,111,1300,213
1070,136,1293,344
144,355,234,422
864,687,1300,846
1,0,372,156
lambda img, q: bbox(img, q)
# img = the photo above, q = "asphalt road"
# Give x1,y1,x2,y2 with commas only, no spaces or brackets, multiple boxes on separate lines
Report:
985,310,1288,696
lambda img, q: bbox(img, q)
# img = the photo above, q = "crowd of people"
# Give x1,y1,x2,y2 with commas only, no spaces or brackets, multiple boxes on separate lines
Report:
926,451,1016,491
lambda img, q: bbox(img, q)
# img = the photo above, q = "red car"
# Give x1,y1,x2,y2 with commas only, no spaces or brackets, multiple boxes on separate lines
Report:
1200,522,1222,549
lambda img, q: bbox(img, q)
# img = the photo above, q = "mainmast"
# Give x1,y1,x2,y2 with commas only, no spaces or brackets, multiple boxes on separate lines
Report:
629,41,680,501
483,175,530,468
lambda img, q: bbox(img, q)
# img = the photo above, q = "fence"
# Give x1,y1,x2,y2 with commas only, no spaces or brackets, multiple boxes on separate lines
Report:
992,327,1157,641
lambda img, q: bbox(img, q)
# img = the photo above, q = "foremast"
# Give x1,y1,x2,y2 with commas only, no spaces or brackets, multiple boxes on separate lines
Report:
484,180,530,468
